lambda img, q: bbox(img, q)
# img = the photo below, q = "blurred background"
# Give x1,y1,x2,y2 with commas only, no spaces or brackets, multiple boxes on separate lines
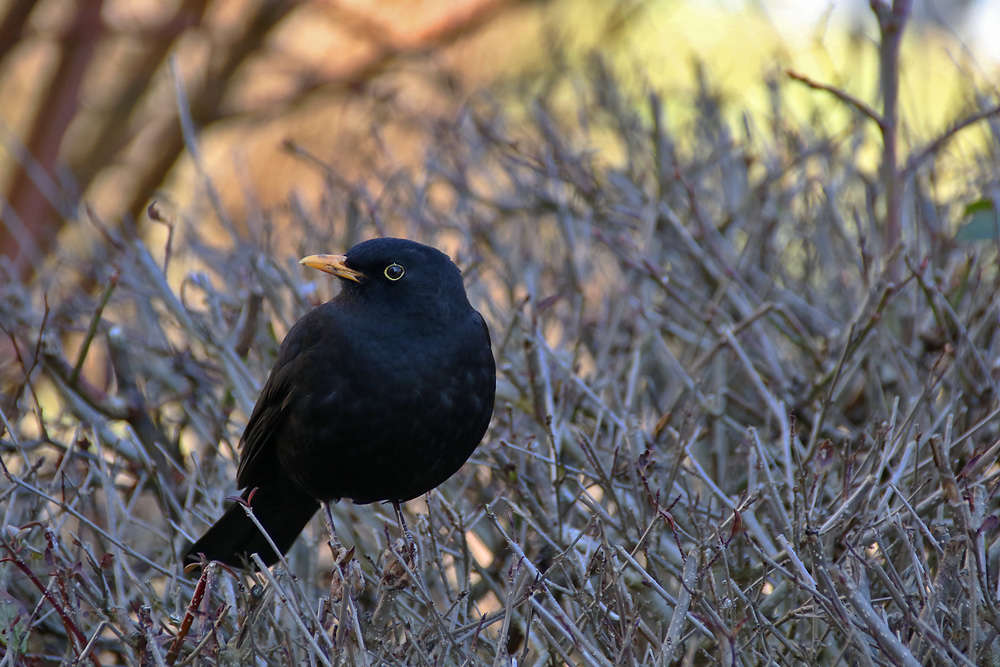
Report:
1,0,998,279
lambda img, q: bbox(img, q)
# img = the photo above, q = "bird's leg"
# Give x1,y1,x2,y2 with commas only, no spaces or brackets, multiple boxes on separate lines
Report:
321,501,344,554
322,500,356,580
323,501,359,603
321,502,364,649
392,501,417,562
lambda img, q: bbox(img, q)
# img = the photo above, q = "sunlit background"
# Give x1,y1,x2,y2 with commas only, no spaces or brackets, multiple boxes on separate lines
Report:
1,0,998,278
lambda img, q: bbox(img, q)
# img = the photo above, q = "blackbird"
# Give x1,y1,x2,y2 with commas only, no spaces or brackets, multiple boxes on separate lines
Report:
185,237,496,567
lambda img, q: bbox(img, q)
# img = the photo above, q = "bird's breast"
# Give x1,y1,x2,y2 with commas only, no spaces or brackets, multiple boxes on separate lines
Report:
279,313,495,504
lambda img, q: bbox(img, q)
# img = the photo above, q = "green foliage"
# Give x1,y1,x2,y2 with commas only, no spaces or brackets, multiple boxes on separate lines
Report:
956,199,999,241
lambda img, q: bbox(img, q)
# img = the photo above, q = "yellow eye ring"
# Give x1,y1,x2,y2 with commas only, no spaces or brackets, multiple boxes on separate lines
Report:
384,263,405,281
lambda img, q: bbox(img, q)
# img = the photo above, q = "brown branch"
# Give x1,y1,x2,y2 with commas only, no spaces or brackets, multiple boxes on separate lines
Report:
69,0,210,204
786,69,885,129
0,541,102,666
0,0,39,63
2,0,104,277
902,102,1000,181
873,0,911,267
123,1,298,227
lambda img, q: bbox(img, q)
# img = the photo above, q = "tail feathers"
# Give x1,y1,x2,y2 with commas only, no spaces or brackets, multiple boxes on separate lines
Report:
184,486,319,568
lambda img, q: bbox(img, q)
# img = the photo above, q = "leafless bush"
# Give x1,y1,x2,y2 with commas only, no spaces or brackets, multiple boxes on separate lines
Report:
4,11,1000,667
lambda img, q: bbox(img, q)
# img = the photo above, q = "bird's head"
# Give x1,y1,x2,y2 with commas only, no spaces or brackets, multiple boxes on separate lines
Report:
300,237,472,319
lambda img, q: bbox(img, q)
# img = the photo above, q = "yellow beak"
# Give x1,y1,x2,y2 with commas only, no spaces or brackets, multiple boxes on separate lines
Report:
299,254,364,283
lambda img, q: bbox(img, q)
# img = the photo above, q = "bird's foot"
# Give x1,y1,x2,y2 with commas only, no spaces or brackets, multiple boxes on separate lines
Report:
380,537,416,591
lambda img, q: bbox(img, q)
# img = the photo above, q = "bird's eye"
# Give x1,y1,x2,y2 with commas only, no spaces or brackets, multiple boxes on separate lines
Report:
384,263,405,281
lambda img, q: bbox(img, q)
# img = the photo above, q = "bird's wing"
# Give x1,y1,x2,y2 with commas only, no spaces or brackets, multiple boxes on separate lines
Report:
235,318,312,489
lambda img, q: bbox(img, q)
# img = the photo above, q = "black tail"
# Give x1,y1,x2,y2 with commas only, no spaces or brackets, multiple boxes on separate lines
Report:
184,484,319,568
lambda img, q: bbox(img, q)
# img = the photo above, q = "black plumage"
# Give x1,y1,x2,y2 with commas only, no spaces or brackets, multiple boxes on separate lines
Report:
185,238,496,567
